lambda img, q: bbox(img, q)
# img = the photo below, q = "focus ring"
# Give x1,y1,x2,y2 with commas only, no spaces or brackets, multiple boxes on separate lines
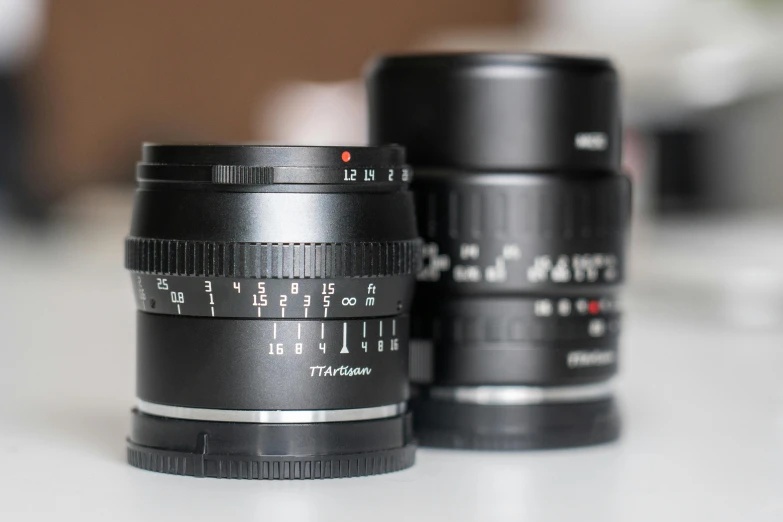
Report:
416,173,631,244
125,237,422,278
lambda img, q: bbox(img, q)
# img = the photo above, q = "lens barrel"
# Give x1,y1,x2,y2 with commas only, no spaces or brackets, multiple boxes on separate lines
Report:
368,54,631,450
125,145,420,478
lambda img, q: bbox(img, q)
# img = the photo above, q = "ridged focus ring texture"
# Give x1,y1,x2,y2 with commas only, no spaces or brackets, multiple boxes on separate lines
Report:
125,237,422,278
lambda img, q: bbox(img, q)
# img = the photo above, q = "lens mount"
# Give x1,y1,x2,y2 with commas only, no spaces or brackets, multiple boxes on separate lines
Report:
128,411,415,479
409,391,620,451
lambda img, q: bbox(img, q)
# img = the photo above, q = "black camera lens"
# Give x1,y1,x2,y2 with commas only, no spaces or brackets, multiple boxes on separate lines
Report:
125,145,420,478
368,54,631,450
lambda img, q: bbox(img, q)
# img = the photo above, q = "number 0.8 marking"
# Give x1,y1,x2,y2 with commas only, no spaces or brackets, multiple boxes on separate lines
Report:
139,276,399,318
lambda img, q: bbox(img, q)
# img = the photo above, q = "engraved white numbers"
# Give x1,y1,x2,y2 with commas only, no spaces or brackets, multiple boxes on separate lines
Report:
460,243,480,260
253,281,267,315
137,275,409,319
205,280,215,315
253,288,267,306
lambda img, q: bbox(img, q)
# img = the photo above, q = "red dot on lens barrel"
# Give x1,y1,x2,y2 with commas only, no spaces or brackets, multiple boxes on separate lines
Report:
588,300,601,314
341,151,351,162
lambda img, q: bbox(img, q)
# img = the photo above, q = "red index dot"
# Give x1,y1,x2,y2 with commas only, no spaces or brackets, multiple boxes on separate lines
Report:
588,300,601,315
341,151,351,162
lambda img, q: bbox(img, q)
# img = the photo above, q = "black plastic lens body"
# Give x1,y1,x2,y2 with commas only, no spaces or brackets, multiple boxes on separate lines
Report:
125,145,420,478
368,54,631,450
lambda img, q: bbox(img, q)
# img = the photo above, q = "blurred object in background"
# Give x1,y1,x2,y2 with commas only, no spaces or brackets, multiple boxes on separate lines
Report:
0,0,44,220
3,0,782,218
13,0,525,218
417,0,783,215
258,80,366,146
724,266,783,329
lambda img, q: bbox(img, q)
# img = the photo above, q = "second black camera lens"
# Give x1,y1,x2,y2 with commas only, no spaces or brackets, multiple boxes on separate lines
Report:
368,53,632,450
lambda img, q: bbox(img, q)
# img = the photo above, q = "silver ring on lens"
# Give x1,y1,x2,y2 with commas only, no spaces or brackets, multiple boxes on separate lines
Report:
137,399,406,424
427,382,615,406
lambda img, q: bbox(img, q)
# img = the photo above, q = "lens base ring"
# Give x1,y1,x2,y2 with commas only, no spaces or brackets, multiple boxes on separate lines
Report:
410,394,620,451
128,409,416,480
127,442,416,480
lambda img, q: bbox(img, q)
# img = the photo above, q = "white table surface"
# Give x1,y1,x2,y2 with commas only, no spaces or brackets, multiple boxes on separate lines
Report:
1,195,781,521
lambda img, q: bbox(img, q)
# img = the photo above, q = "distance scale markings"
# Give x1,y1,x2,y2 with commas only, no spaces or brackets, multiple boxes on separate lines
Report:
263,317,403,361
419,241,621,285
533,296,621,338
132,274,411,319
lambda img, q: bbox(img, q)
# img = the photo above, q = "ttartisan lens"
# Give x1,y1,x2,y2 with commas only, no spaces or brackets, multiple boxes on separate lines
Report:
368,54,631,450
125,145,420,478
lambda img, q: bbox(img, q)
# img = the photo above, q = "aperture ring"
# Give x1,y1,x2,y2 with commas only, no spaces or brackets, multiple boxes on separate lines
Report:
137,164,412,186
125,237,422,278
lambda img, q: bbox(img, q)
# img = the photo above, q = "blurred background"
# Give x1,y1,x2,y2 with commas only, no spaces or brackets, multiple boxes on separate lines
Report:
1,0,783,216
1,1,782,518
